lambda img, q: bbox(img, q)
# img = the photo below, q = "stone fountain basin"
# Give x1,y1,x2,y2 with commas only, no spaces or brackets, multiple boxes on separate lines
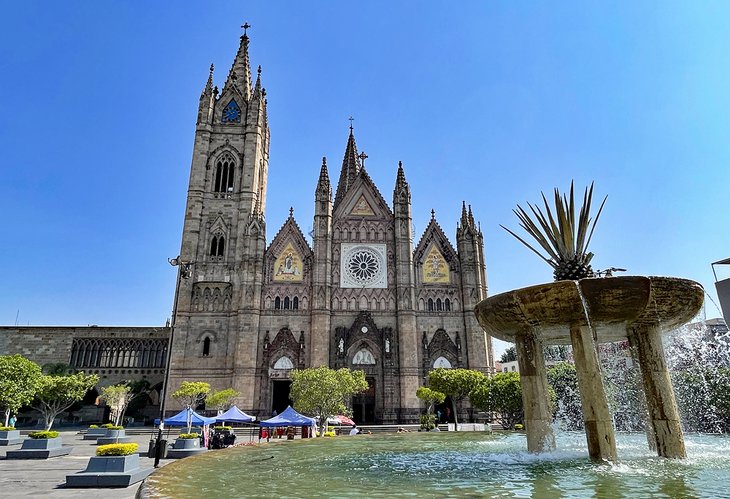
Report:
474,276,704,345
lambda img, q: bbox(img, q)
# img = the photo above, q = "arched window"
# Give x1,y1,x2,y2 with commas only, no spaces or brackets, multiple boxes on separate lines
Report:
293,297,299,310
428,298,434,312
436,298,443,311
273,356,294,370
202,337,211,357
352,348,376,365
214,154,235,193
209,234,225,258
274,297,281,310
445,299,451,311
284,297,290,309
433,356,452,369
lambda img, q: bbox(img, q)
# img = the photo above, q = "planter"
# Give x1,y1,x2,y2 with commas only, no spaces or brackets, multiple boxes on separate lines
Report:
6,437,72,459
83,428,108,440
66,454,153,488
167,437,207,459
173,438,200,450
0,429,22,446
97,429,132,445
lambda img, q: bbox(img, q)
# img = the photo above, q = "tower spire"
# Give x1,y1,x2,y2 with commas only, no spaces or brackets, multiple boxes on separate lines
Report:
224,23,253,99
334,123,361,207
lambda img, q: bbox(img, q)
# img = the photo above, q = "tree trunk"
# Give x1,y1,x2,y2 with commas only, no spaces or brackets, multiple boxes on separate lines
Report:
4,409,9,427
451,399,459,431
45,414,55,431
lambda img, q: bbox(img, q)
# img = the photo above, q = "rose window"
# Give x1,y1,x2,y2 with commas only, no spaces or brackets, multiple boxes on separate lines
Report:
346,249,381,285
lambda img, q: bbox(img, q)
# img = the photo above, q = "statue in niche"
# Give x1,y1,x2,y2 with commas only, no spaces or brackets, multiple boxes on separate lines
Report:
385,338,390,353
338,337,344,354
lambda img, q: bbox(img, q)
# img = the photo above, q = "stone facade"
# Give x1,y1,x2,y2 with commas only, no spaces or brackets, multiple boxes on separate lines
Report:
167,32,494,423
0,326,168,388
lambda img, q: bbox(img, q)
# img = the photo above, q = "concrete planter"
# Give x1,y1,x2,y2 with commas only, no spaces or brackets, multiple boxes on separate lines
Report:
66,454,153,488
83,428,108,440
173,437,200,449
6,437,72,459
0,429,22,446
167,437,206,459
97,429,132,445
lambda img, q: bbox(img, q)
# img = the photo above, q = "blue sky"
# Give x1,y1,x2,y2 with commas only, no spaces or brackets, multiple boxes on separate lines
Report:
1,3,728,357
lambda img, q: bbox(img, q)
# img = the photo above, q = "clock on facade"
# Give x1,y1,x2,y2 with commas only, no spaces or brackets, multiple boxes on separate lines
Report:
222,99,241,123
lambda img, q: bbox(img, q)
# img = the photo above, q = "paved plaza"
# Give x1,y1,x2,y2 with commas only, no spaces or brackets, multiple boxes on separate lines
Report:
0,429,172,498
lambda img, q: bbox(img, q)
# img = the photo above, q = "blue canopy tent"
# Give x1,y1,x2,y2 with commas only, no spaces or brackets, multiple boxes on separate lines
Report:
155,408,217,427
259,406,317,427
215,406,256,424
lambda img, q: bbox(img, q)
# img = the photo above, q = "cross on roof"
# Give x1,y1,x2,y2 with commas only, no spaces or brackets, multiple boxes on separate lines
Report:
348,116,354,131
242,23,251,35
358,151,368,168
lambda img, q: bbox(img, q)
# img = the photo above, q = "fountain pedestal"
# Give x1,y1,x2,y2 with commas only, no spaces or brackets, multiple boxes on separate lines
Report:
475,276,703,461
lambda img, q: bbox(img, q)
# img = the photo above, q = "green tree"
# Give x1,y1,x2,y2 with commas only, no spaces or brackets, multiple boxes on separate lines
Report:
171,381,211,433
416,387,445,414
206,388,240,413
500,347,517,363
470,372,524,430
289,366,368,435
0,355,43,426
427,368,486,430
99,384,133,426
546,362,582,430
42,363,74,375
33,373,99,430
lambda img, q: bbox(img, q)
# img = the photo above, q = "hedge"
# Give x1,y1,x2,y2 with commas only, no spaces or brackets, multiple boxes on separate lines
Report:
214,426,232,431
89,424,99,429
0,426,15,431
29,431,59,439
177,433,200,439
96,443,139,456
106,425,124,430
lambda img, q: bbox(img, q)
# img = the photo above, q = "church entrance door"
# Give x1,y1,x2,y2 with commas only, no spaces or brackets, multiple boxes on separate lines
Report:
271,380,292,416
352,377,376,424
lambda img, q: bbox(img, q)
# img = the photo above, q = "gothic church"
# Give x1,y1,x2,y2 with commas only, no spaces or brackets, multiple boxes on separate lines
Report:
168,31,493,423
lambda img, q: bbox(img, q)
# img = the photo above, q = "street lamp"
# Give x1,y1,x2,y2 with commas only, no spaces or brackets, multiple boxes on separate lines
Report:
153,256,192,468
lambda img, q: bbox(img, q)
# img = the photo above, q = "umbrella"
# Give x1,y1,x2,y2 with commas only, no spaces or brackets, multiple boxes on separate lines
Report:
328,414,356,426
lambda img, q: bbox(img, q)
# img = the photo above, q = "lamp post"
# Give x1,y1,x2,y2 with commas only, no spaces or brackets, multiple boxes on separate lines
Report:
154,256,192,468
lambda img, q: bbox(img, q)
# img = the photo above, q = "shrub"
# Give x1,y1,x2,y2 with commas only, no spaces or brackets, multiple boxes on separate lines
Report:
514,424,524,430
214,426,232,431
96,443,139,456
101,423,114,428
29,431,59,439
106,425,124,430
177,433,200,439
419,414,436,431
323,431,336,437
0,426,16,431
89,424,99,429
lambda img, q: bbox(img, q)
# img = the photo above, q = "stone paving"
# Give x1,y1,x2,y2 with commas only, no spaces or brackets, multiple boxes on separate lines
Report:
0,429,173,498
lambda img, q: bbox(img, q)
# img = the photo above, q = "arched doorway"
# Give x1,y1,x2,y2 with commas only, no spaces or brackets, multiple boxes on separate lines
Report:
271,380,292,416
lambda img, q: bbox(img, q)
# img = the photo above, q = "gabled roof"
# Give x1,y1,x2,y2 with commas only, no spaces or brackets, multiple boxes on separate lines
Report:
267,208,313,257
333,167,393,220
414,213,458,265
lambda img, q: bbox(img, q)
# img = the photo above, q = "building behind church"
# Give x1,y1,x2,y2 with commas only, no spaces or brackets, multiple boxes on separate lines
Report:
0,31,494,425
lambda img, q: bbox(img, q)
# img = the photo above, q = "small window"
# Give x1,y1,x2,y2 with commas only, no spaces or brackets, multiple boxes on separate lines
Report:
284,297,290,310
293,297,299,310
274,297,281,310
428,298,434,312
202,337,211,357
210,234,225,258
445,299,451,312
436,298,443,311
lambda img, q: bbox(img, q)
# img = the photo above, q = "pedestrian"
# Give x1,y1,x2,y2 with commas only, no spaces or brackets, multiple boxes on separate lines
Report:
349,424,360,435
8,415,16,427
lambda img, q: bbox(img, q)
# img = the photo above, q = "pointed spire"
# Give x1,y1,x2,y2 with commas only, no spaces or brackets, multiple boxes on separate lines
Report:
254,65,262,93
224,25,253,99
334,126,361,207
395,160,407,188
460,201,469,226
431,209,436,221
203,63,214,95
468,205,475,227
318,156,330,185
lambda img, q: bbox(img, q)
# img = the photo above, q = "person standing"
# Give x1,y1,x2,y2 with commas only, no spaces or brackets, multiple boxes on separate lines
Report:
8,415,16,427
349,424,360,435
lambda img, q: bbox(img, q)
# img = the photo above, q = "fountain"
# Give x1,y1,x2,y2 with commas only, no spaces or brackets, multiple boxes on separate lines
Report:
474,276,703,460
474,182,704,461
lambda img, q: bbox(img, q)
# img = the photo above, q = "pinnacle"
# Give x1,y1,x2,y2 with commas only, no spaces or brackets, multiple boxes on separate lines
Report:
334,127,361,207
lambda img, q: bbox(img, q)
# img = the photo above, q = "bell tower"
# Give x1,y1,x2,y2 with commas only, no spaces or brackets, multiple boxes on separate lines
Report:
167,26,270,412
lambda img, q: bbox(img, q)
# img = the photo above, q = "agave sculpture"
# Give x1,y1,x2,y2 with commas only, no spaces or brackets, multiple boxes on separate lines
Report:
501,182,607,281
